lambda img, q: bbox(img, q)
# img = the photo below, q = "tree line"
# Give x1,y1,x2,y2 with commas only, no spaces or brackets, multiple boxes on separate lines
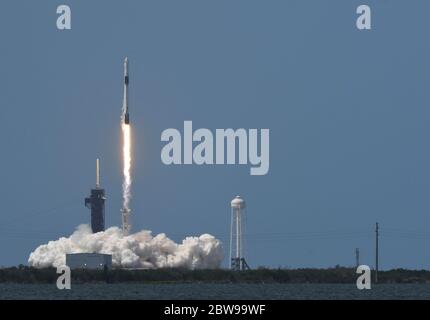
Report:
0,265,429,284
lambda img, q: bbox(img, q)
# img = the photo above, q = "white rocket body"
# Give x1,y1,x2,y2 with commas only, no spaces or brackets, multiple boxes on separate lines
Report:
123,57,130,124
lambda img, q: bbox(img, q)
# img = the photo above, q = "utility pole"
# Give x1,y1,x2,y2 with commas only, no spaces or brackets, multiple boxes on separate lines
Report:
355,248,360,268
375,222,379,283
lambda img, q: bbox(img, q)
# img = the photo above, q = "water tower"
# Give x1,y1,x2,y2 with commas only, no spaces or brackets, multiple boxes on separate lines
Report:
230,196,250,271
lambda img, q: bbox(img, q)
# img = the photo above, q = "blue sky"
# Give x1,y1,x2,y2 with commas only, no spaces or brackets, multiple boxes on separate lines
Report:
1,1,430,269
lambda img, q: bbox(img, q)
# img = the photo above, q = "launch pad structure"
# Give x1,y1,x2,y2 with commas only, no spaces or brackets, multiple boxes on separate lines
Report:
85,159,106,233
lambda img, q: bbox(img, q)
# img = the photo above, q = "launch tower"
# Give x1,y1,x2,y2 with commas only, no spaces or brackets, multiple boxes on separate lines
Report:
85,159,106,233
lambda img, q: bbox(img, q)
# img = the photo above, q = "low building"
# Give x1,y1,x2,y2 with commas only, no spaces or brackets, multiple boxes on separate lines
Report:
66,253,112,270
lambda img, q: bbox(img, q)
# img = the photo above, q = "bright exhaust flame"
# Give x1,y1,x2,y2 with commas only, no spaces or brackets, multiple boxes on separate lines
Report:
121,123,132,233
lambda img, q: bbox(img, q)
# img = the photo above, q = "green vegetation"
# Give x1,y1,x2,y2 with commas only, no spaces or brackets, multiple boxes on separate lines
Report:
0,265,429,284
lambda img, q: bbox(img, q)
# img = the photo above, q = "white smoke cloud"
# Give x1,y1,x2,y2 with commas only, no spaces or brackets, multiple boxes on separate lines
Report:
28,225,223,269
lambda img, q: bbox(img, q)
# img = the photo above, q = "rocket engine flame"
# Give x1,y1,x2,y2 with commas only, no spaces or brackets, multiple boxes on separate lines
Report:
122,123,132,210
121,123,132,234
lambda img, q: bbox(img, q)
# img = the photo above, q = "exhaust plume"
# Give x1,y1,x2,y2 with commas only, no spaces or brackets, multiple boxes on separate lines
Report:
121,123,132,233
28,225,223,269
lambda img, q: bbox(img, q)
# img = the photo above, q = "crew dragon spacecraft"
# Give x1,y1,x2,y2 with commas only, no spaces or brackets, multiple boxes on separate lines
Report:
122,57,130,124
